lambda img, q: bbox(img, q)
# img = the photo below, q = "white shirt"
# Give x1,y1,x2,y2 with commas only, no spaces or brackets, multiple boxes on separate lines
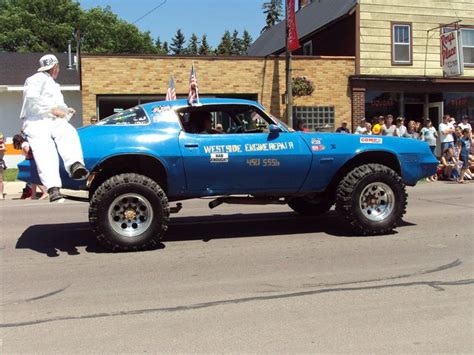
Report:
458,122,472,131
395,125,407,137
439,122,454,143
20,72,68,120
354,125,367,134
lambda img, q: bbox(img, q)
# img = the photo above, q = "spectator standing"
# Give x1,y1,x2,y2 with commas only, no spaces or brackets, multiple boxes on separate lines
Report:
90,115,98,125
381,115,396,136
394,117,407,137
439,115,455,152
0,132,5,200
420,119,438,154
354,117,367,134
372,116,385,135
457,128,471,183
403,120,420,139
365,122,373,135
336,121,350,134
458,116,472,137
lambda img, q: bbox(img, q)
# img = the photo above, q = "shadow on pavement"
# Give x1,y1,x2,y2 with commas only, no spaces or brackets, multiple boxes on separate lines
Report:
16,211,416,256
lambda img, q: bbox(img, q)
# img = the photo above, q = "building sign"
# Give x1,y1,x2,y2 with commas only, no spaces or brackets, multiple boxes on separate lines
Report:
441,29,464,77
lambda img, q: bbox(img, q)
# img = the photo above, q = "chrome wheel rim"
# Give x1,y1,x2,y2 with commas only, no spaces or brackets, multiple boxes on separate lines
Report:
108,193,153,238
359,182,395,222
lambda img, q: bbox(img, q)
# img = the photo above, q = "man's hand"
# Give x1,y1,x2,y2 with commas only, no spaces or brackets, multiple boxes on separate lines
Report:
51,108,66,118
67,107,76,116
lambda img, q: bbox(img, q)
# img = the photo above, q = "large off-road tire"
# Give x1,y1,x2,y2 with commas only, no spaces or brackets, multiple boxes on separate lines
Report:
335,164,407,235
288,197,333,216
89,173,170,252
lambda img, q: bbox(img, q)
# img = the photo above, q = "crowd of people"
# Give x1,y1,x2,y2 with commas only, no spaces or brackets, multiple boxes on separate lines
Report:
337,114,473,183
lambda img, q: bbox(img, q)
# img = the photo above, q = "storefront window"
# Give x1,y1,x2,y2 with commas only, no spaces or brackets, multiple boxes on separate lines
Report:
443,92,474,120
365,92,400,121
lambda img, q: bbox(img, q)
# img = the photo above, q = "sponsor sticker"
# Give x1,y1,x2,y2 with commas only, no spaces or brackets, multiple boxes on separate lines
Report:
311,138,321,145
360,137,383,144
210,153,229,163
152,105,171,113
312,145,326,151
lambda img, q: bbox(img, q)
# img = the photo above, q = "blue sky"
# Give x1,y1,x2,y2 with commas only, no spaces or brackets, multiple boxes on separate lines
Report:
79,0,266,47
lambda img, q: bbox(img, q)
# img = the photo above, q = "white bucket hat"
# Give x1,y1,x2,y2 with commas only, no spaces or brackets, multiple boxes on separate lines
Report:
37,54,59,72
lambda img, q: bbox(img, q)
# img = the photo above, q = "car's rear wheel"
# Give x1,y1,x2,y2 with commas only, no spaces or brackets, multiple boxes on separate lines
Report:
89,173,169,252
335,163,407,235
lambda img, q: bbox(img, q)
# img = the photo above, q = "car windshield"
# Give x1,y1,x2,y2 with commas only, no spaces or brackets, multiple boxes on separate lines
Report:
97,106,149,126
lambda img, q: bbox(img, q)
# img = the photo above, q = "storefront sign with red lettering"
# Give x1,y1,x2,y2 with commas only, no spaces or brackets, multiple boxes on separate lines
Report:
441,29,464,77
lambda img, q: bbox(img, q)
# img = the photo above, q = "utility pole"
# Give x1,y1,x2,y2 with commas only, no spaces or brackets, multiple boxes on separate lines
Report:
285,0,294,128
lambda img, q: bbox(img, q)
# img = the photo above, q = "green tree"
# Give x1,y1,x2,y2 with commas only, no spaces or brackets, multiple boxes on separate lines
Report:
0,0,158,53
155,36,162,51
199,34,211,55
170,29,185,55
187,33,199,55
0,0,82,52
216,30,232,56
241,30,253,54
79,6,156,53
162,41,169,54
231,30,242,55
261,0,283,34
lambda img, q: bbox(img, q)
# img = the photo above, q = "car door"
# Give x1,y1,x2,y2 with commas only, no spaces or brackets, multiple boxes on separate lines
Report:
179,110,312,194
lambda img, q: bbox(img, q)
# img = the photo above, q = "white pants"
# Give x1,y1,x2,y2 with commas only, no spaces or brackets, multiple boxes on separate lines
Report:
22,118,85,190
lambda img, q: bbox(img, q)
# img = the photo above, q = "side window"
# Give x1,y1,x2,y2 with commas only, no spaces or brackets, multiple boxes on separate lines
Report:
178,105,274,134
97,106,149,126
392,23,412,65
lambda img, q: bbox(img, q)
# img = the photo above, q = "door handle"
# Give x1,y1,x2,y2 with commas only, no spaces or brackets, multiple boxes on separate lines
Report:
184,143,199,148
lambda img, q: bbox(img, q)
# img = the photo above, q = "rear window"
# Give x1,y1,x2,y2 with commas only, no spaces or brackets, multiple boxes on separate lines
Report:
97,106,149,126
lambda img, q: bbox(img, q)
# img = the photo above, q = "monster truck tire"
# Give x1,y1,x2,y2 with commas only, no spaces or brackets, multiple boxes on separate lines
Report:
288,197,333,216
335,163,407,235
89,173,170,252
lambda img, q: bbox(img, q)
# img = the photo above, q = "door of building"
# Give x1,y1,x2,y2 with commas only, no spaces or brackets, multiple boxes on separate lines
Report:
428,101,444,157
428,102,443,127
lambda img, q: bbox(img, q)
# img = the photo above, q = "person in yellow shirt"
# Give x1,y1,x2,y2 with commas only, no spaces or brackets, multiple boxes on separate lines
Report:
372,116,385,135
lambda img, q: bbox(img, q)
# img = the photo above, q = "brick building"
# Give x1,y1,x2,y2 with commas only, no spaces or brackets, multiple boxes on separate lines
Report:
81,55,354,130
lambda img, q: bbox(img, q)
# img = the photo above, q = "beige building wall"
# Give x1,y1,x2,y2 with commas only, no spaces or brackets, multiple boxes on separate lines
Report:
81,55,354,128
359,0,474,76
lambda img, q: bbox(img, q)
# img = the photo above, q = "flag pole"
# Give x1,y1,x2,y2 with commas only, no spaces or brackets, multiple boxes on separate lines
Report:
285,0,294,129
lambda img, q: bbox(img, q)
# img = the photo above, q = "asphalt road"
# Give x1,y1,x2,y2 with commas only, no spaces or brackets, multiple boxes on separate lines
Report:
1,182,473,353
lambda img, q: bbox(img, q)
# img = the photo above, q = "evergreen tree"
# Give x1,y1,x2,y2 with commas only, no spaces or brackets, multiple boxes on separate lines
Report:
155,36,162,52
231,30,242,55
199,34,212,55
241,30,253,53
216,30,232,56
261,0,283,34
170,29,186,54
162,41,169,54
187,33,199,55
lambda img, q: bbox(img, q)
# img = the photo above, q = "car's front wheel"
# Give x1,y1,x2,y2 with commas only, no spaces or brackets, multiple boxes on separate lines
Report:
89,173,170,252
335,164,407,235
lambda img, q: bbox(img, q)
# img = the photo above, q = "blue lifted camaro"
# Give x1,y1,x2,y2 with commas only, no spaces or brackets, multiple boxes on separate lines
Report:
18,98,438,251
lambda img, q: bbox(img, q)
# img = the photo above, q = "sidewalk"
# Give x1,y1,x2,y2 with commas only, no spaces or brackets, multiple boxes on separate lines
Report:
2,181,87,200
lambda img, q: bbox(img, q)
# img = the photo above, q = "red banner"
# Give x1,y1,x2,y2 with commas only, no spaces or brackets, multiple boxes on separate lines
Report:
287,0,300,52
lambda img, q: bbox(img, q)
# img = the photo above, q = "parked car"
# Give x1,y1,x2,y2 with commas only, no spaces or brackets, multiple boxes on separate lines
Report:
18,98,438,251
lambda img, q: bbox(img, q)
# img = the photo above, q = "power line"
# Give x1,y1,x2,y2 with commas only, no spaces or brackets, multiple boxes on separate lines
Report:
133,0,167,24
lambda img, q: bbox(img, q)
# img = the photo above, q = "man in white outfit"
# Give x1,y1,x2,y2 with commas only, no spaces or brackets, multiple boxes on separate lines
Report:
20,54,89,202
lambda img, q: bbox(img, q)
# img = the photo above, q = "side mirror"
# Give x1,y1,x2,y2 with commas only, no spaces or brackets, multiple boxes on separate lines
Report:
269,124,281,135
